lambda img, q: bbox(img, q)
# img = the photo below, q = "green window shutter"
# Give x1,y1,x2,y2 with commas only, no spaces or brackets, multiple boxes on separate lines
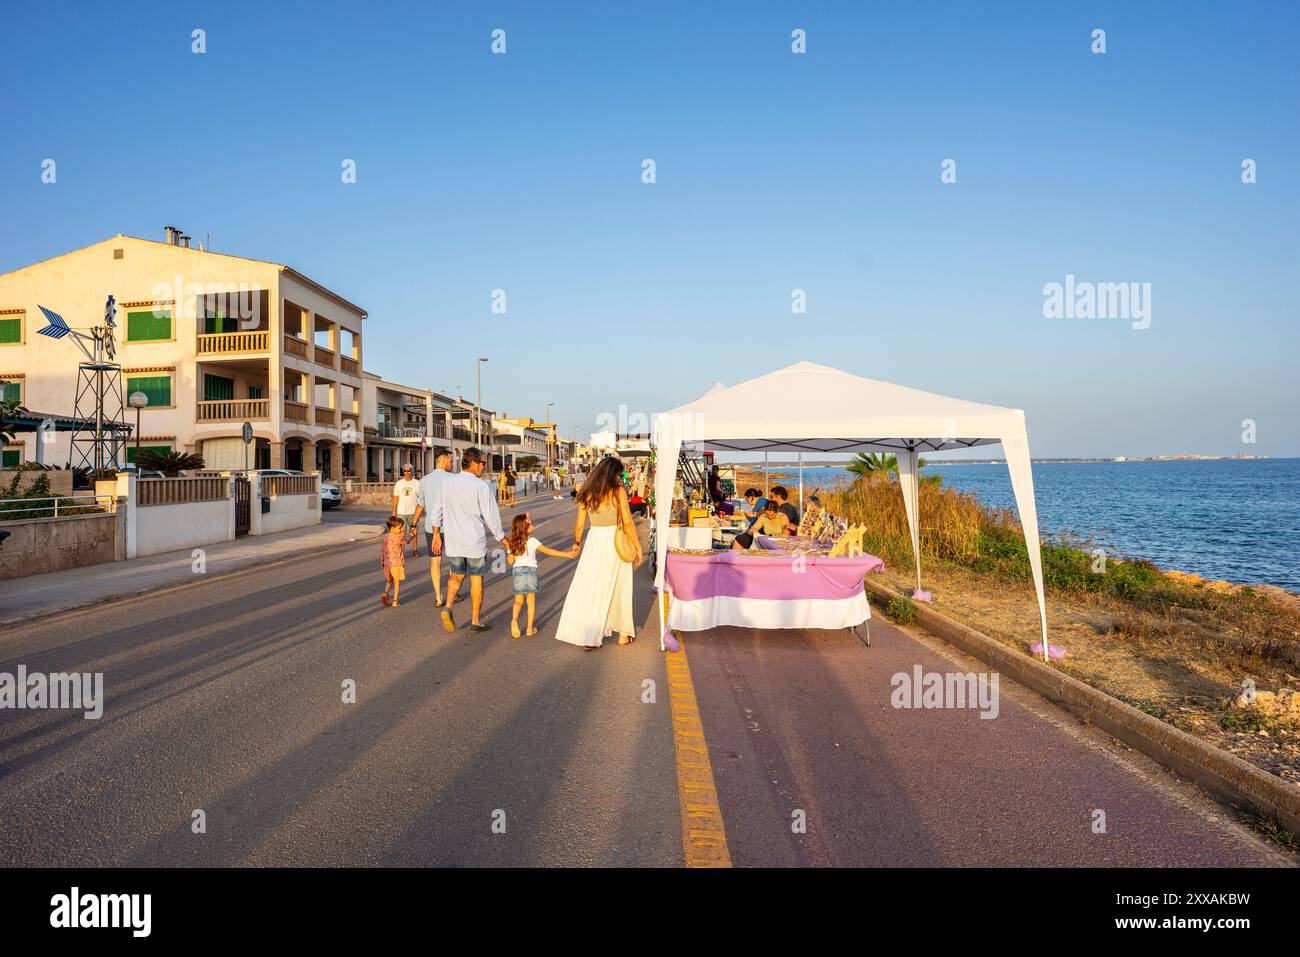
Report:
126,444,172,465
203,374,234,401
203,311,233,334
0,317,21,343
2,449,19,468
2,381,20,403
247,385,263,400
127,309,171,342
127,376,171,407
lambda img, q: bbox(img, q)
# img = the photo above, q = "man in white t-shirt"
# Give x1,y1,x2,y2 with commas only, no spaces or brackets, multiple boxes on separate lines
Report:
391,463,420,556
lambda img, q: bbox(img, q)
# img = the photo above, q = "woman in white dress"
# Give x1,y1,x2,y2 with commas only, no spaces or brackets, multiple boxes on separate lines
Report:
555,456,643,651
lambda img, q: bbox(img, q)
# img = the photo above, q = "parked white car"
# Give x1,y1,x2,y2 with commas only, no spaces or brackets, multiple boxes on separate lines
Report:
220,469,340,509
319,481,341,510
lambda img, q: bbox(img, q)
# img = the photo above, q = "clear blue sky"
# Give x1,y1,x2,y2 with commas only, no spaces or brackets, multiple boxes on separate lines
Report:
3,2,1297,457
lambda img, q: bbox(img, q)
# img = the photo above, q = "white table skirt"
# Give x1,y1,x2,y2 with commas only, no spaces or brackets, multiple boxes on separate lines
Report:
667,593,871,632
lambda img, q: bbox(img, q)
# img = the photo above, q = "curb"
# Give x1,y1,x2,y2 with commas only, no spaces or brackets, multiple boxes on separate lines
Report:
863,578,1300,836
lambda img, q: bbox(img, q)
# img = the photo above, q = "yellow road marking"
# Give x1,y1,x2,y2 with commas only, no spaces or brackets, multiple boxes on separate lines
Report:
663,591,732,868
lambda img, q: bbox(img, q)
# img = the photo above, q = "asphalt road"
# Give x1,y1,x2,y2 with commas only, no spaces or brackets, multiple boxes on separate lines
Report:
0,496,1290,867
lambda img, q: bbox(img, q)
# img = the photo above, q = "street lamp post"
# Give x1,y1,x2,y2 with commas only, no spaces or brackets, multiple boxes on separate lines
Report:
546,401,554,469
475,356,488,454
128,391,149,466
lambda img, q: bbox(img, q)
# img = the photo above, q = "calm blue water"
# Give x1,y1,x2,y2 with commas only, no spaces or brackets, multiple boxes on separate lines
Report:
761,460,1300,590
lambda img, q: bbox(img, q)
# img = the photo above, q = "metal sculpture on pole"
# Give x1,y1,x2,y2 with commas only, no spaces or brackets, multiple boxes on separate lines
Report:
36,296,130,474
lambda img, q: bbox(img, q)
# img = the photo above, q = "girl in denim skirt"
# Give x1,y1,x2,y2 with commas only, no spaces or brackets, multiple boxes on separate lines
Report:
505,513,578,638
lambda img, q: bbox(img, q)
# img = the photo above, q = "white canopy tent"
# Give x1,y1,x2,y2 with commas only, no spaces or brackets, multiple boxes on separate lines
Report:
652,361,1051,660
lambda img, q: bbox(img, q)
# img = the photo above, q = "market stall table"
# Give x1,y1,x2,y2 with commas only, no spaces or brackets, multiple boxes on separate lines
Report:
664,543,884,634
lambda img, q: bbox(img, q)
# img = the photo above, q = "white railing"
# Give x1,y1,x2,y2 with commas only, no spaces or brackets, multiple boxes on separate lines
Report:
0,495,108,522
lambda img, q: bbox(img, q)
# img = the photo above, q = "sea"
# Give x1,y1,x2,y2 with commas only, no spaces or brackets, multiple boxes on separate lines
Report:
751,459,1300,591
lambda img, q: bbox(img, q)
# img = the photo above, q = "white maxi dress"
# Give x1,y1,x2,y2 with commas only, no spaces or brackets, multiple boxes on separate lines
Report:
555,499,635,647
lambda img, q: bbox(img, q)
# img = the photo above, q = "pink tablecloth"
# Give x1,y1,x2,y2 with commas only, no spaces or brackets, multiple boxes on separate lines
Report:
664,549,885,632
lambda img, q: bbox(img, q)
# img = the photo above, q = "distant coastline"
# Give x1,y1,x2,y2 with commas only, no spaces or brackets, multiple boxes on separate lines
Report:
730,453,1272,467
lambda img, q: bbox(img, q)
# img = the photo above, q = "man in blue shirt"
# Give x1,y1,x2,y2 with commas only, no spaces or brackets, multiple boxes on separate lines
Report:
411,449,453,608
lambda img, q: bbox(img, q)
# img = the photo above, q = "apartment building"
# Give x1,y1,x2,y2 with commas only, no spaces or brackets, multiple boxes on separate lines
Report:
0,232,365,480
492,415,553,469
361,375,477,481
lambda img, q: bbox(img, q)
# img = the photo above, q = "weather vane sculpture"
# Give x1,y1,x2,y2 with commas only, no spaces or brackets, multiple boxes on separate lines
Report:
36,295,131,473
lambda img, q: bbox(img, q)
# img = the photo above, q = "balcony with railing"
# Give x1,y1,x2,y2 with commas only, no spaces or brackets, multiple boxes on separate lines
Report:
197,398,271,421
339,354,359,376
283,335,309,359
314,406,337,428
314,345,337,370
197,330,269,355
284,399,309,423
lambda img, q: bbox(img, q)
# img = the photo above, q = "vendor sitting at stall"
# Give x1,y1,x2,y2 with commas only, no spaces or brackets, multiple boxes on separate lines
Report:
731,499,797,549
741,488,767,526
770,485,801,529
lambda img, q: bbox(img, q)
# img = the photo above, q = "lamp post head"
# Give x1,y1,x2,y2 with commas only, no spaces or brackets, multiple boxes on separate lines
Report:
129,391,149,410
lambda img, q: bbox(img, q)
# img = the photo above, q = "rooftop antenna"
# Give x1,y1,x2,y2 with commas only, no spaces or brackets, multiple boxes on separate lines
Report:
36,297,130,473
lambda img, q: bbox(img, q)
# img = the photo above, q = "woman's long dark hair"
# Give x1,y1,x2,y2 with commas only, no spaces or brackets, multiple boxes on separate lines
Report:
577,456,623,511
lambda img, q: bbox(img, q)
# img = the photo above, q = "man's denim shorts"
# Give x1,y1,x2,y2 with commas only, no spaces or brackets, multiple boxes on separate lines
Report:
448,554,487,576
512,566,539,594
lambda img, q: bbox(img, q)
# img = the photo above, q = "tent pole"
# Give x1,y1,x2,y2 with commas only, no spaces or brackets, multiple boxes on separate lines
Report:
911,459,922,591
763,452,768,497
798,452,803,510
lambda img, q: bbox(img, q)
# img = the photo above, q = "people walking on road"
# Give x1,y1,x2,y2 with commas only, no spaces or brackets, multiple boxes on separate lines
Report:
411,449,453,607
505,512,578,638
392,463,421,557
555,456,642,651
505,464,518,507
380,516,413,607
496,468,509,508
551,468,563,499
429,447,508,633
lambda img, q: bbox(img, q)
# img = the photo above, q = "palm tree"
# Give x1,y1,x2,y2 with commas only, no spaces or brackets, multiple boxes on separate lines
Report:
845,451,927,482
137,449,205,477
1,385,28,448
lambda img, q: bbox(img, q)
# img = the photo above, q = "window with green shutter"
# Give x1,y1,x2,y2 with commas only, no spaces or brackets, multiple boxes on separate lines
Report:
127,309,171,342
126,444,172,465
126,375,171,408
0,317,21,344
1,380,20,403
203,374,234,401
203,310,235,334
247,385,263,400
2,448,19,468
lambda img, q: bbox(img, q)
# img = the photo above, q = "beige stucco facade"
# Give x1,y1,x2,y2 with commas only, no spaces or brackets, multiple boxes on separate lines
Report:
0,234,366,481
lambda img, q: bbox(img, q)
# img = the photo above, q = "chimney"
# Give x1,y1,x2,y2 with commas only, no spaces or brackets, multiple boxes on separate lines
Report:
181,235,191,248
164,226,178,245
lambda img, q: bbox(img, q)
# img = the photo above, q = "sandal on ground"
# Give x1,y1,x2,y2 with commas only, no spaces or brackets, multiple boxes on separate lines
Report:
440,608,455,632
511,621,521,639
381,594,390,606
525,628,538,637
618,635,635,646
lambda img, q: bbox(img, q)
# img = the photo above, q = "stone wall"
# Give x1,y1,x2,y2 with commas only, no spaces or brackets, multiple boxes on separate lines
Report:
0,511,122,580
0,469,75,497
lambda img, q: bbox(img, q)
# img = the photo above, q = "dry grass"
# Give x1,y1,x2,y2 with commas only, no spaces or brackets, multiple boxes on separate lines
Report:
814,472,1300,789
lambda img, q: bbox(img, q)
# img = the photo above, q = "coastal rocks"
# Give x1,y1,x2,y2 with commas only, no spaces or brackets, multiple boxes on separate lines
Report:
1230,689,1300,731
